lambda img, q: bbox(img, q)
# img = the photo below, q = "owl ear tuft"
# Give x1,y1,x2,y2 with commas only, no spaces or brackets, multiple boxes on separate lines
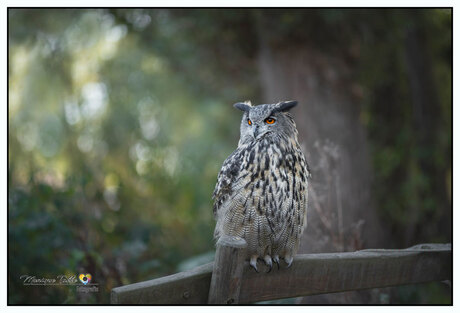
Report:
273,100,298,113
233,100,252,112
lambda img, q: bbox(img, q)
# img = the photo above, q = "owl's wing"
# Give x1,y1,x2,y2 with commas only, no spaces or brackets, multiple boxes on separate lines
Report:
212,148,243,219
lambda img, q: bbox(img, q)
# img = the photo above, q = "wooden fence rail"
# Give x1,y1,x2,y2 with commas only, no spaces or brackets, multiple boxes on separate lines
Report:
111,238,451,304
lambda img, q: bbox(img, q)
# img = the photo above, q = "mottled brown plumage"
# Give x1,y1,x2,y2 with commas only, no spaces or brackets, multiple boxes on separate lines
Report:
213,100,310,272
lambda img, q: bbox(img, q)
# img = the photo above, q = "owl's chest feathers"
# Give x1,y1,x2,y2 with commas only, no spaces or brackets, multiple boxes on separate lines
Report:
234,138,307,212
241,141,289,181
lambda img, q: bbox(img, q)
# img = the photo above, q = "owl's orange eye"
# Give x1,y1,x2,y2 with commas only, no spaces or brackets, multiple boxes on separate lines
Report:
248,119,252,126
265,118,276,124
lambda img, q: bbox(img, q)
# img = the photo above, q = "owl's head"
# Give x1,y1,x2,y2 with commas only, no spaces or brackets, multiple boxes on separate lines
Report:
234,100,299,145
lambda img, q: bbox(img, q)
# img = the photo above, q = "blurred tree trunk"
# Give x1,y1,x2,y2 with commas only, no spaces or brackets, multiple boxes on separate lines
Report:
256,30,388,252
255,14,390,304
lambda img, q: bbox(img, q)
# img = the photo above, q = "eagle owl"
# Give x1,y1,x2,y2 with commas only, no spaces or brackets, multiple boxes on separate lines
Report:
213,100,310,272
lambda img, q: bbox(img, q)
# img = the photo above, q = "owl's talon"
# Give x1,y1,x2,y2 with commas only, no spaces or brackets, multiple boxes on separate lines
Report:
250,255,259,273
273,255,280,270
285,255,293,268
264,255,273,273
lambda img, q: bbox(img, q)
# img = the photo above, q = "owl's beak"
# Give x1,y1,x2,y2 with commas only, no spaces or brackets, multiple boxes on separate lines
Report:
252,126,259,139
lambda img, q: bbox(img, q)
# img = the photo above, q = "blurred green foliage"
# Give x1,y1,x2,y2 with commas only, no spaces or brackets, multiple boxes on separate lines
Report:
8,9,451,304
358,9,452,245
9,9,240,303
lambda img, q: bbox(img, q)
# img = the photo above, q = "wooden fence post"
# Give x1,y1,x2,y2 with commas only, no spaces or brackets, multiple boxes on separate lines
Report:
207,235,248,304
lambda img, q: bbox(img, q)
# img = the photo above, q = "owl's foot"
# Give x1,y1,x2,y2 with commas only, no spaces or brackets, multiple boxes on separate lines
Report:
284,255,293,268
273,255,280,270
263,255,273,273
250,255,259,273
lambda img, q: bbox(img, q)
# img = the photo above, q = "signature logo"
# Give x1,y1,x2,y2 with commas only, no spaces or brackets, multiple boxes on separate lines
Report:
20,273,98,292
20,275,77,285
78,274,92,285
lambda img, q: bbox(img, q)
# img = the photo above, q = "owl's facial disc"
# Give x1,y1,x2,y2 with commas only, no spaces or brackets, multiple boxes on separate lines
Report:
248,115,276,140
238,101,298,145
245,104,281,140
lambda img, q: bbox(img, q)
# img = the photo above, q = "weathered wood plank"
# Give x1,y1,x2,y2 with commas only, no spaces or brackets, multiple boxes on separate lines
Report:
111,243,451,304
238,243,451,303
208,236,248,304
111,262,213,304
